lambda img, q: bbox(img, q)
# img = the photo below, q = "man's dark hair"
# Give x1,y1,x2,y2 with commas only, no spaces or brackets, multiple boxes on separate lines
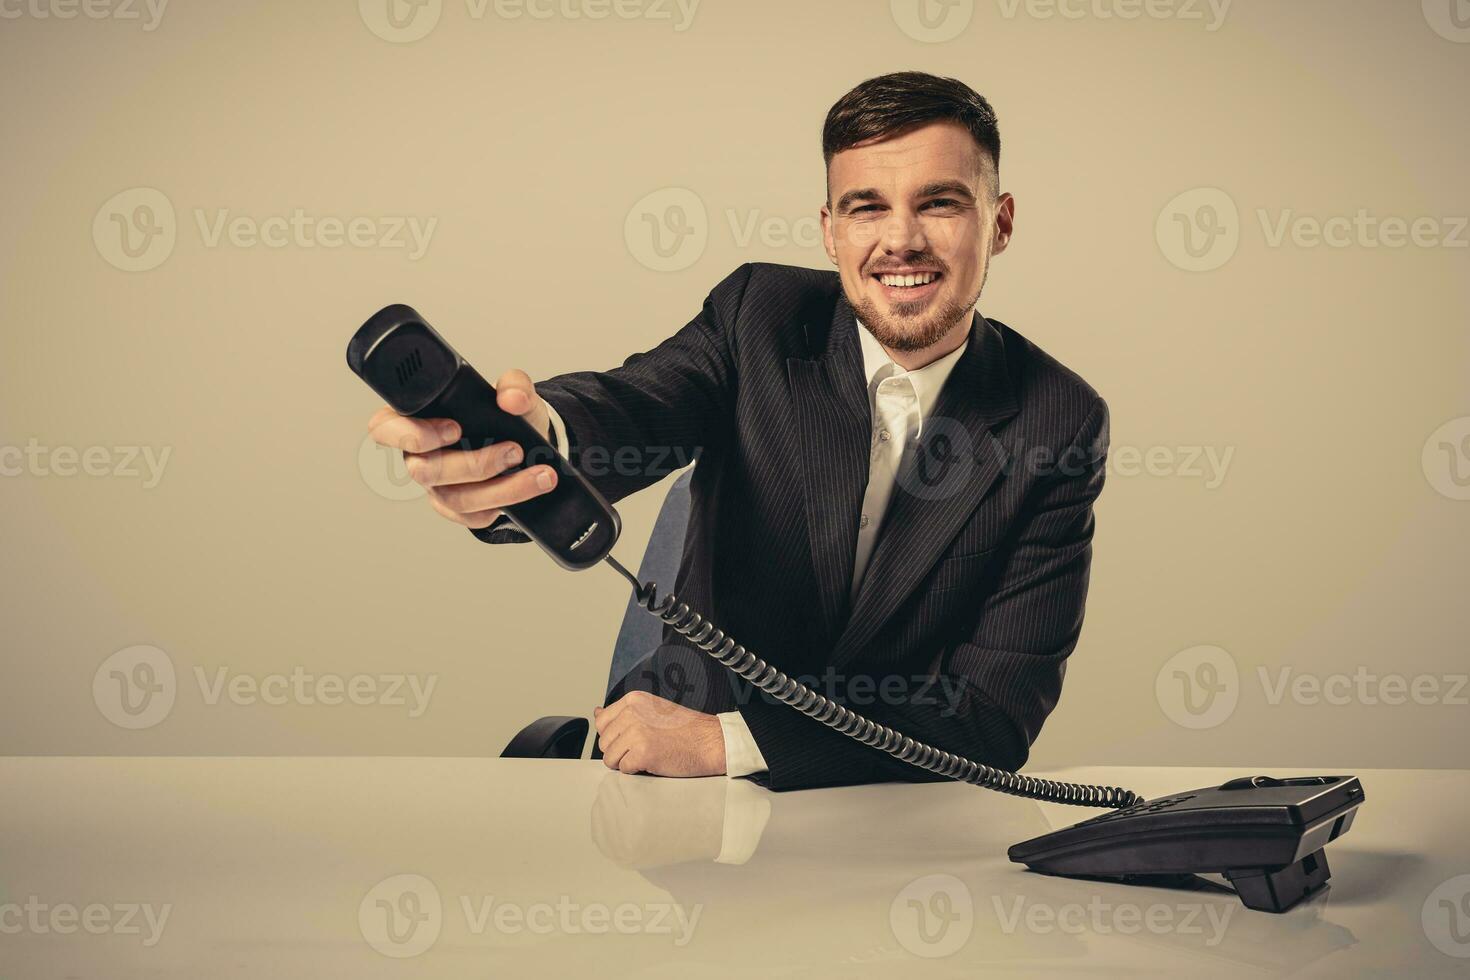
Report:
822,71,1000,201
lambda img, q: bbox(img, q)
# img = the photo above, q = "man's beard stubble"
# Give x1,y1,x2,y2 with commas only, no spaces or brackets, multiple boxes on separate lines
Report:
851,262,987,354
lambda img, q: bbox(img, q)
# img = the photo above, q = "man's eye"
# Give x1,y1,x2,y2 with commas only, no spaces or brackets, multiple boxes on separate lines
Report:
851,205,881,214
924,198,961,209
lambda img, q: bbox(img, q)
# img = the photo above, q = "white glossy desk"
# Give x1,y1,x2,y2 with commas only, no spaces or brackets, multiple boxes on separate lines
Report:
1,759,1464,977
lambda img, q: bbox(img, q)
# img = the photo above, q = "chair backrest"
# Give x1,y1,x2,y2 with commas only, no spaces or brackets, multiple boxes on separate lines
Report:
605,468,695,695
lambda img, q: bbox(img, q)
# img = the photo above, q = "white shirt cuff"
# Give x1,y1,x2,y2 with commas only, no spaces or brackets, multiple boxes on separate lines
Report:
543,399,570,454
717,710,769,778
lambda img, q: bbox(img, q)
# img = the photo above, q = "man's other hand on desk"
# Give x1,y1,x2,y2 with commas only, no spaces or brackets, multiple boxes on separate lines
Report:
593,691,727,777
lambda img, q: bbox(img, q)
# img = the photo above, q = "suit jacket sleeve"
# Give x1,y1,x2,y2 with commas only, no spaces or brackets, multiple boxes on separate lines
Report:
737,396,1110,790
476,263,751,545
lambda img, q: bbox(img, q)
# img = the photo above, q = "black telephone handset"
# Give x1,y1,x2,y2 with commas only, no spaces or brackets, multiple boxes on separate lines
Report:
348,304,620,570
346,305,1364,913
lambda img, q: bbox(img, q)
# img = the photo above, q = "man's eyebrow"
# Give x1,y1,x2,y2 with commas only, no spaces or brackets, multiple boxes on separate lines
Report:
914,180,977,203
834,187,884,212
834,180,977,213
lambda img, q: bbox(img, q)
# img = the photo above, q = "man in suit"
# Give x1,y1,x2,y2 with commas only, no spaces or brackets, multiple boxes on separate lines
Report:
367,72,1108,790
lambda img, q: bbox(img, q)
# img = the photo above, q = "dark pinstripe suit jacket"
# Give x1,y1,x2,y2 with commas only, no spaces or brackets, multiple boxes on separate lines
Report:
488,261,1108,791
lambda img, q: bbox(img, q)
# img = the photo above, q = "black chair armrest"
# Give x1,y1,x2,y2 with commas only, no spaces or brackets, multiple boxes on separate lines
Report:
500,715,589,759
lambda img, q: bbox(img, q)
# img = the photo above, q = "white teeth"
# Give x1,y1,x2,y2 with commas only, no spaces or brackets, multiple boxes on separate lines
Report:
878,272,937,287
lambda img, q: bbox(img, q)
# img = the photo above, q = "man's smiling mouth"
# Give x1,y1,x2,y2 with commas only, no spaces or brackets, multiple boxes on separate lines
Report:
871,269,943,299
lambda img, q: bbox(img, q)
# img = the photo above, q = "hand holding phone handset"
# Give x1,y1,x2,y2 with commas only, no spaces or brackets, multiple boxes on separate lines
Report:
347,304,1363,912
350,304,620,570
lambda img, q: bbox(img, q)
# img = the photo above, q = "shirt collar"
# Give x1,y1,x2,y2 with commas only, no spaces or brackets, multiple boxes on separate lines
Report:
854,316,971,424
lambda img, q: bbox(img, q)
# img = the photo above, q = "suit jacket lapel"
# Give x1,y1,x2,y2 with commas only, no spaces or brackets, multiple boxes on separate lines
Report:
829,312,1019,667
786,292,869,648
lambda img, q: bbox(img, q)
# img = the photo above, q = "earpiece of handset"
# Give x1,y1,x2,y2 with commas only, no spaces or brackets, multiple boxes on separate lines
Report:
347,304,620,570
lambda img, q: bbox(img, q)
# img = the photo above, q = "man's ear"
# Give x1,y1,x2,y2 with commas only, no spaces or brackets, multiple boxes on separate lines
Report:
991,192,1016,257
820,204,838,265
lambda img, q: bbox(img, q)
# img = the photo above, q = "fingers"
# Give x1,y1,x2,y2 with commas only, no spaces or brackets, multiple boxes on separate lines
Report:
595,714,629,751
368,406,460,453
425,492,501,530
600,725,641,773
594,690,649,735
596,698,647,773
594,698,626,734
426,463,558,518
496,368,551,443
405,440,523,488
593,704,618,760
365,368,556,536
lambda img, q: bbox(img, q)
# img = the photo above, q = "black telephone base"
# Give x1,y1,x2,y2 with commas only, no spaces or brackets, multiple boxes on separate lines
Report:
1224,848,1332,913
1022,848,1333,913
1008,775,1363,913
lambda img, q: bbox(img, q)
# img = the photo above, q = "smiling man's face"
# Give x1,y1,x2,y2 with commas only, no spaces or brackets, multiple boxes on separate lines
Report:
821,120,1014,359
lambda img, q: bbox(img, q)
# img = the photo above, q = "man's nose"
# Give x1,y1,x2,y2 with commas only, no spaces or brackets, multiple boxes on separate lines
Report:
878,208,929,255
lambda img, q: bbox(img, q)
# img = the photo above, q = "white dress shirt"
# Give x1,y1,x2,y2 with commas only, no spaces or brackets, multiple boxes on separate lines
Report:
717,317,971,777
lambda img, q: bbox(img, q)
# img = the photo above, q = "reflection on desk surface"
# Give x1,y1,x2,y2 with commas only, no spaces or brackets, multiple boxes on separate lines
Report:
0,758,1460,979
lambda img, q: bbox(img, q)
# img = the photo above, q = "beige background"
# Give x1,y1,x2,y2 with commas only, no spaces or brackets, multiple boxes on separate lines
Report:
1,0,1465,768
